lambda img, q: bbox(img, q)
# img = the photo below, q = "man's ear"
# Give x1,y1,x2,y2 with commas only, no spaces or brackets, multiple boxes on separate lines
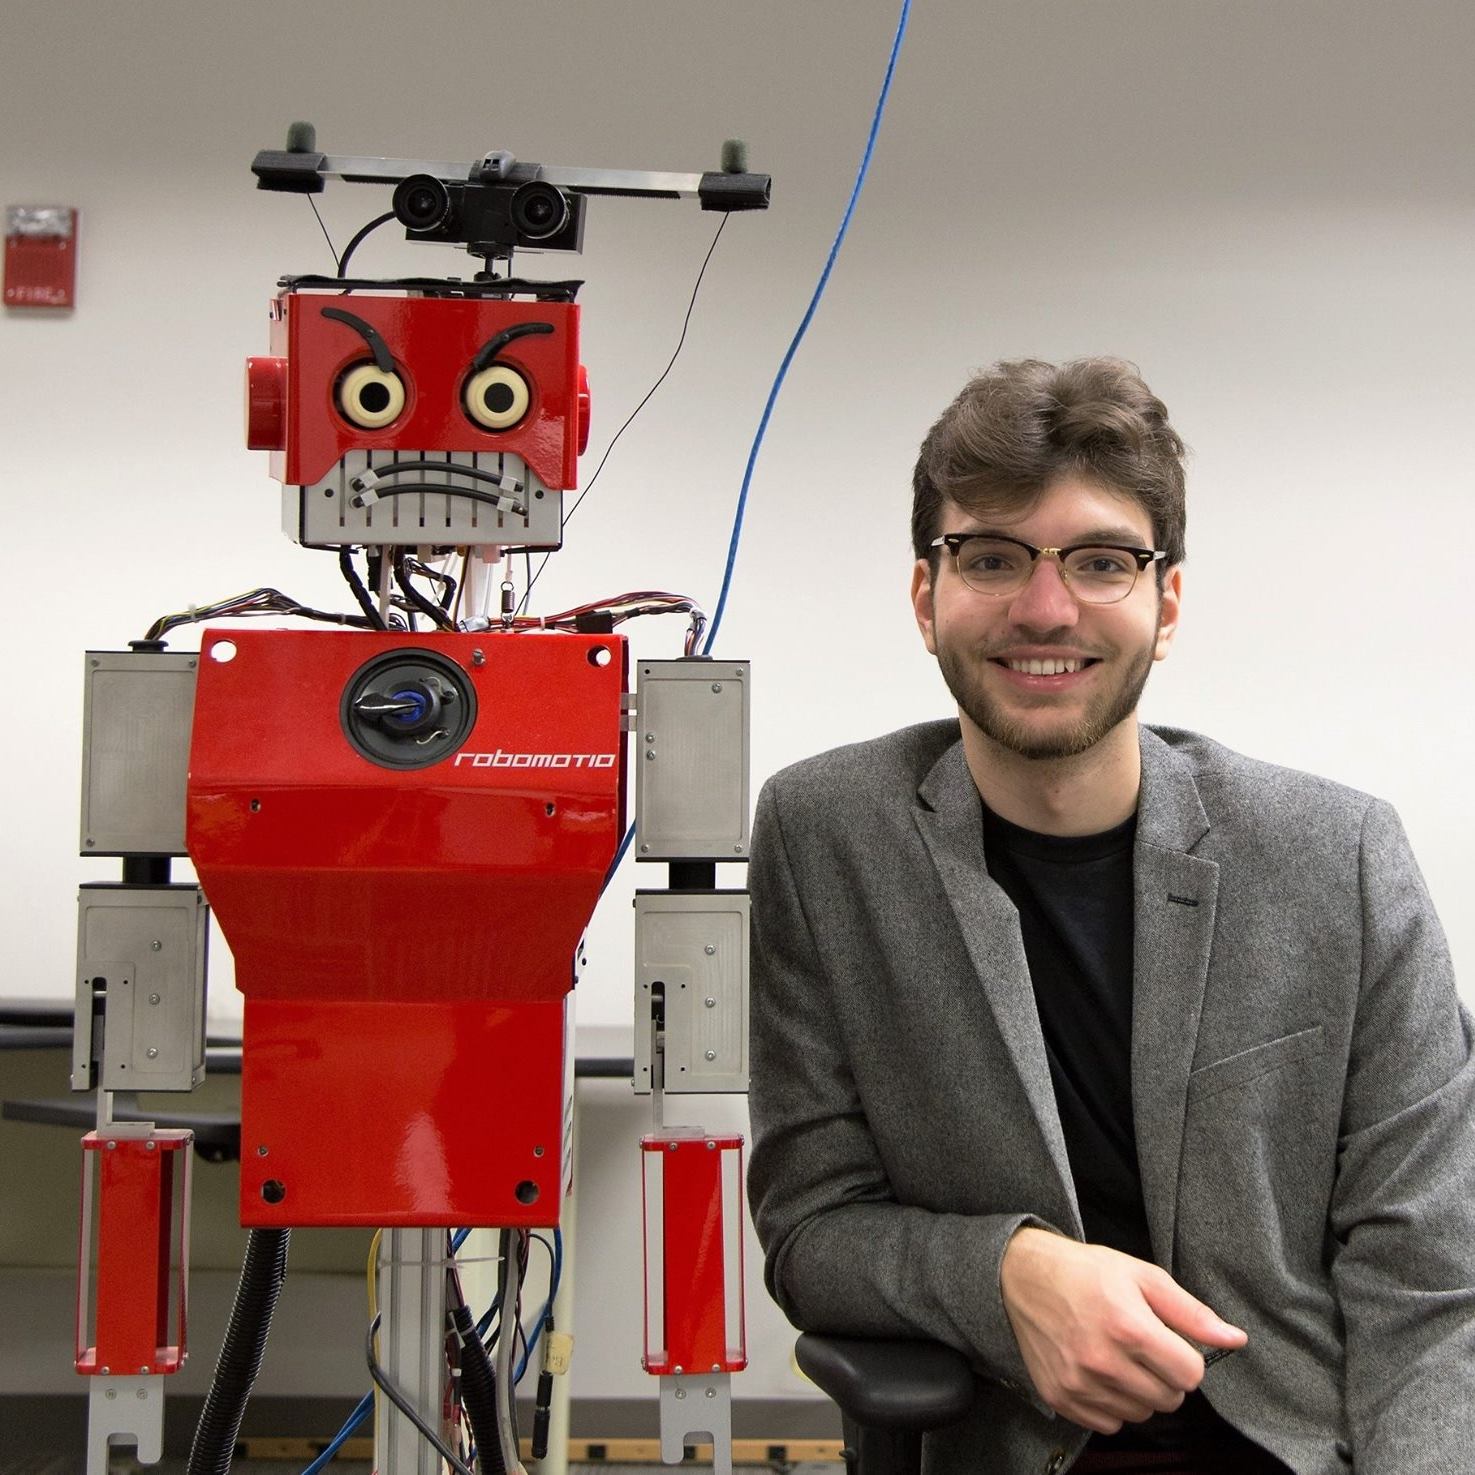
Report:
1154,564,1183,661
911,558,938,655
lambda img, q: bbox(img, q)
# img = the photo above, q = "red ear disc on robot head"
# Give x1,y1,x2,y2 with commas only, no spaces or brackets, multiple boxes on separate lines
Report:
245,356,288,450
464,363,531,430
337,361,406,429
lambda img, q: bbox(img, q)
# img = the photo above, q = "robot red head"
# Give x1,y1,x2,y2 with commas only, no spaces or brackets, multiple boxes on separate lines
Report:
240,138,766,552
246,287,589,549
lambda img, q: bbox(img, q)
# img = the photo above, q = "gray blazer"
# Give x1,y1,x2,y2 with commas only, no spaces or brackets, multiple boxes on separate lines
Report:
747,721,1475,1475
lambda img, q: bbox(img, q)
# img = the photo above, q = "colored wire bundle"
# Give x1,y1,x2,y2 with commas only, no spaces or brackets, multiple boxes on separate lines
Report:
142,587,381,643
495,589,707,653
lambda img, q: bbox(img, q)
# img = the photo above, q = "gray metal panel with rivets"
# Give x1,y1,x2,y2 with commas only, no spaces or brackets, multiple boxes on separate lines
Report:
634,660,750,861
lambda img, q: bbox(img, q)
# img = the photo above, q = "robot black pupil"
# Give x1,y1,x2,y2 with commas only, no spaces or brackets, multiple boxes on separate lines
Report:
484,382,516,414
409,187,437,217
359,381,392,414
525,196,554,227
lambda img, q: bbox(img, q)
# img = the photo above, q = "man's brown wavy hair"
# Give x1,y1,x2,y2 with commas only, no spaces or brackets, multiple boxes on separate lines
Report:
911,358,1187,579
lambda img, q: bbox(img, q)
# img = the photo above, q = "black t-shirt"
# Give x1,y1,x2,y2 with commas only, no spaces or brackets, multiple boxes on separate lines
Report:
982,801,1287,1465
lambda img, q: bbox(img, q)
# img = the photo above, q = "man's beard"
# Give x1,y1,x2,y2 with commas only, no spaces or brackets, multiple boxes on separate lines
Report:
935,638,1156,761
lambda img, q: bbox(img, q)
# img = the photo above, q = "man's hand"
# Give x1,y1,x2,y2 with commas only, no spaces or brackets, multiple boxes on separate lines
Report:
999,1227,1247,1434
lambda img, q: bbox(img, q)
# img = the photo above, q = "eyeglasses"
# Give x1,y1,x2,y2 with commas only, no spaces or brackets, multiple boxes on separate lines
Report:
930,533,1167,604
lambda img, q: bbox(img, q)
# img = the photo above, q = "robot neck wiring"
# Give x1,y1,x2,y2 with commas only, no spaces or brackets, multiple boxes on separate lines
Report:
405,552,457,612
339,547,389,630
392,548,456,630
518,211,730,617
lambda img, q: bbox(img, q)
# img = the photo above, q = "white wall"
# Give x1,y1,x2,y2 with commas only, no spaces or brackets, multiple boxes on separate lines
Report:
5,0,1473,1404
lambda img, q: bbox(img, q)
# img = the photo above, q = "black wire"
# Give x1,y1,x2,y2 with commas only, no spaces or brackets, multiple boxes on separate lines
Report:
519,213,730,615
406,555,458,612
529,1232,557,1285
339,548,388,630
366,1313,476,1475
353,484,525,515
338,211,398,279
306,196,339,269
360,459,525,492
393,549,455,630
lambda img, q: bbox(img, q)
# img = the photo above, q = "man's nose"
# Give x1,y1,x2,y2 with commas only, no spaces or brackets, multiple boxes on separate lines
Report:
1007,555,1079,629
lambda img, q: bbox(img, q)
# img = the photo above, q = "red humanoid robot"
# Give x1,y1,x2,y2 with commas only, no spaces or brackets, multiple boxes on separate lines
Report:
73,127,765,1474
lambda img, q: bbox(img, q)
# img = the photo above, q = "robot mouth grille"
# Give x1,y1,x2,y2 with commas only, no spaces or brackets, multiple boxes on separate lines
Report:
325,449,530,531
291,448,560,552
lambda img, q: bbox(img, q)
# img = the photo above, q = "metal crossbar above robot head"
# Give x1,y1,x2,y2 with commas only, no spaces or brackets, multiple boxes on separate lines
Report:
251,122,770,268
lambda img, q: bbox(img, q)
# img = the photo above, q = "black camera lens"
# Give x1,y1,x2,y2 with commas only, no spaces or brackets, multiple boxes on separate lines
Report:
392,173,452,232
509,182,569,240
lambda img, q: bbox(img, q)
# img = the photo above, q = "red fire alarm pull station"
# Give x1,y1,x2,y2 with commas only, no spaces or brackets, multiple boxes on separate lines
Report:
5,206,77,308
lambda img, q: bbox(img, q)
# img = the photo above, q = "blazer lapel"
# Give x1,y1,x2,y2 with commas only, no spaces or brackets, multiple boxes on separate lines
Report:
1132,728,1219,1270
914,742,1081,1235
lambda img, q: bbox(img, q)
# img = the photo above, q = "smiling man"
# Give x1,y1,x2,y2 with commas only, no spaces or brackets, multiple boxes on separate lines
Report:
747,358,1475,1475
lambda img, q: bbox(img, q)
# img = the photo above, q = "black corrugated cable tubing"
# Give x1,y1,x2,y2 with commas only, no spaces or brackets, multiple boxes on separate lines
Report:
451,1302,507,1475
186,1226,291,1475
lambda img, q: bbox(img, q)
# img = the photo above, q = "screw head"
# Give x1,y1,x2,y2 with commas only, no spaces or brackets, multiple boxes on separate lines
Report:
704,1050,717,1062
85,838,96,848
105,1141,116,1151
668,1142,678,1152
145,1141,156,1152
733,844,744,853
640,843,651,853
472,649,485,666
150,939,163,952
645,750,655,760
711,683,723,693
533,1145,545,1158
675,1387,686,1399
674,1365,684,1375
644,732,655,743
137,1366,149,1375
706,1139,716,1150
146,1047,159,1059
137,1387,148,1398
704,944,716,956
257,1145,269,1157
704,996,716,1009
148,993,161,1005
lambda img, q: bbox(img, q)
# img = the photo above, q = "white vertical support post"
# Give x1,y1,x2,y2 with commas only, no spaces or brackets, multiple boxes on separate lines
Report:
543,1107,578,1475
376,1228,448,1475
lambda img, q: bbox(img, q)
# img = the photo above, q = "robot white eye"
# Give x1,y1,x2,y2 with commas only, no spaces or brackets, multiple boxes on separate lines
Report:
463,363,530,431
337,362,406,429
